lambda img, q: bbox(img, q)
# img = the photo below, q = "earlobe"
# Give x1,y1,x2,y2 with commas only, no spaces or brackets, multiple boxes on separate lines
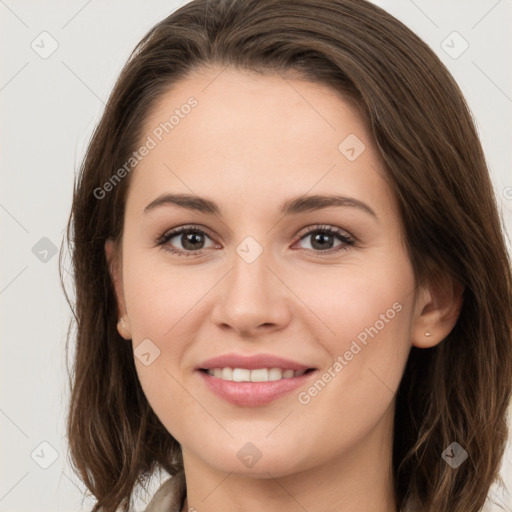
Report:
105,239,132,340
117,315,132,340
411,276,464,349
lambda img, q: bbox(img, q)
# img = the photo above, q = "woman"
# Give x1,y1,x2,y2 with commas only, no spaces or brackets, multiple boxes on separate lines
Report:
62,0,512,511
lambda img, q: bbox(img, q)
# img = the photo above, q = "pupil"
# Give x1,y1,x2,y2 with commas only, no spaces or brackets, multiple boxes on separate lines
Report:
183,232,203,250
312,232,332,250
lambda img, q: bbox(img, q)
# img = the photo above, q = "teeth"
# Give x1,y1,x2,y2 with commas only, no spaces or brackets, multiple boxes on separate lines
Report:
221,368,233,380
250,368,268,382
205,367,309,382
268,368,282,381
232,368,251,382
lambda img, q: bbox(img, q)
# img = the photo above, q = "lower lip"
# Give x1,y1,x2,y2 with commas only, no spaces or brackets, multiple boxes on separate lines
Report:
197,370,316,407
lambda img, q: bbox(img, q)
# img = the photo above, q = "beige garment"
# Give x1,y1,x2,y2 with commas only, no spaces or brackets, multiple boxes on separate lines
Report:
144,471,186,512
143,471,414,511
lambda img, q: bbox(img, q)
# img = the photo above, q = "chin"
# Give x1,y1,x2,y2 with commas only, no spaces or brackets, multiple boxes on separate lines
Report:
193,439,312,478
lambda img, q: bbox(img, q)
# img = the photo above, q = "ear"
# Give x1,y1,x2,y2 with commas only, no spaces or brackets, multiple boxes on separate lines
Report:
105,238,132,340
411,272,464,348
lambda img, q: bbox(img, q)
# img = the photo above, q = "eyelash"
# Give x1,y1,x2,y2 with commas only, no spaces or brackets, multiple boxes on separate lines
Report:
156,224,355,257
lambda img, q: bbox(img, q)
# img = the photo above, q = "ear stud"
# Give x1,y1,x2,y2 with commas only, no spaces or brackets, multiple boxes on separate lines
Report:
425,331,432,337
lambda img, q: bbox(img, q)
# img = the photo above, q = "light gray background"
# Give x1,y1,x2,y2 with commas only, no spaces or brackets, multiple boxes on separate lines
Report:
1,1,511,511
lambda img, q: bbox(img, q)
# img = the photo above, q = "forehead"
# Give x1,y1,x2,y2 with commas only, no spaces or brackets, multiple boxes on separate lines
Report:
127,66,395,221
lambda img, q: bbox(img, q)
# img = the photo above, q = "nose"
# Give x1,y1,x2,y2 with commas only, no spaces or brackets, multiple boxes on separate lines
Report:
210,248,292,338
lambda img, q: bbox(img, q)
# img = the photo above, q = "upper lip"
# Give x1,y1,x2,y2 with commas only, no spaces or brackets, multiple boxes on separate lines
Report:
197,353,314,371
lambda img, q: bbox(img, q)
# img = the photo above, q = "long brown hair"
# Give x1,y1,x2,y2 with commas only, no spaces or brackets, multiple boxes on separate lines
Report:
61,0,512,510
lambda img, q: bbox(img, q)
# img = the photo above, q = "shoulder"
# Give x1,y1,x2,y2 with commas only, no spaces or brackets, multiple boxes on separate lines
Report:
144,471,186,512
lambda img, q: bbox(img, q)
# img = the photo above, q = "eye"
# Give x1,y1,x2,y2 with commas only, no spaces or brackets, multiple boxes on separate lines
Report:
156,223,355,257
294,225,354,254
156,225,217,257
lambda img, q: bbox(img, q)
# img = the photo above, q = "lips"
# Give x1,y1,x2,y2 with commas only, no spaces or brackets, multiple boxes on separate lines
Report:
196,353,317,406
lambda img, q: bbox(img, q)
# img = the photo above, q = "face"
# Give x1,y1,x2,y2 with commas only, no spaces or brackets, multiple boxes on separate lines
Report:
107,66,423,478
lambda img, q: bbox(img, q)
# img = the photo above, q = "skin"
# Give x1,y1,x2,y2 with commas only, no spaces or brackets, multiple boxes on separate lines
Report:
105,66,462,512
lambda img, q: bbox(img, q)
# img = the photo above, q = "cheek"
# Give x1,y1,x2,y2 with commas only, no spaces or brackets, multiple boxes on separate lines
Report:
120,254,208,437
122,250,206,342
288,274,414,461
296,247,415,400
323,273,411,357
301,258,414,405
291,248,413,345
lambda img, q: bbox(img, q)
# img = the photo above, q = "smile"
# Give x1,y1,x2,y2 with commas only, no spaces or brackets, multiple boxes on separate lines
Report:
196,353,318,406
198,369,318,406
203,367,312,382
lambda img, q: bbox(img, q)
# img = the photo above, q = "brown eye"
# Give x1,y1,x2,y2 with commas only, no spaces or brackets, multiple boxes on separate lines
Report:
158,226,217,256
296,225,354,253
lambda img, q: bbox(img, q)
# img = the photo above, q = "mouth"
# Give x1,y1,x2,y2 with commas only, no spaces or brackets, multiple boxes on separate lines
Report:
195,353,318,406
199,367,316,382
197,368,317,406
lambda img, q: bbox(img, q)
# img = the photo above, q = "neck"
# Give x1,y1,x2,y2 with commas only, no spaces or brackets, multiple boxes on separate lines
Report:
180,405,398,512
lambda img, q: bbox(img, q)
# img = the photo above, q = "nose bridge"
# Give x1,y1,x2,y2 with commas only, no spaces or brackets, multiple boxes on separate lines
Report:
211,234,290,334
228,235,274,301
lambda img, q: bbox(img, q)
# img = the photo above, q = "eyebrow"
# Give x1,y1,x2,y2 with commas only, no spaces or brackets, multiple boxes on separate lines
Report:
144,193,378,220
